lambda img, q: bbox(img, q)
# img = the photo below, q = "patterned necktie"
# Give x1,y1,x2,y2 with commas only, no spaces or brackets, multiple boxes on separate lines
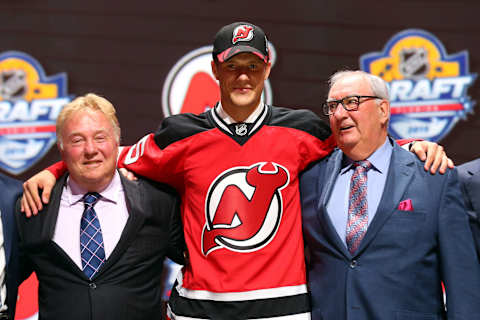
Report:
346,160,372,255
80,192,105,279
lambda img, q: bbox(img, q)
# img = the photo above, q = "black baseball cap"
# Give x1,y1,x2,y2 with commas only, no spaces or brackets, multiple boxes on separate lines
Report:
212,22,269,63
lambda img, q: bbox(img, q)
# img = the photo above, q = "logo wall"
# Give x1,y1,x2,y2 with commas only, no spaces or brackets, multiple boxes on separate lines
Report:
360,29,476,142
0,51,72,175
162,44,276,116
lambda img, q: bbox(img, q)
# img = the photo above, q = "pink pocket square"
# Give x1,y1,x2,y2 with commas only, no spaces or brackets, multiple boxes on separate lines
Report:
398,199,413,211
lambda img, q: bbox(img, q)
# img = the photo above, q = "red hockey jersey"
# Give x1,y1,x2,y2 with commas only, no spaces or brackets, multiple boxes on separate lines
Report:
117,105,335,319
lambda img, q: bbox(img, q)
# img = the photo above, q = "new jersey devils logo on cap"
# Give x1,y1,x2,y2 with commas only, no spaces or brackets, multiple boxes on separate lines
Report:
202,162,289,256
232,25,254,44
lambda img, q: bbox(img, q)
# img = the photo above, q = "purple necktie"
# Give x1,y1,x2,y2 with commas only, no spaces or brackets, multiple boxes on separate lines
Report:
80,192,105,279
346,160,372,255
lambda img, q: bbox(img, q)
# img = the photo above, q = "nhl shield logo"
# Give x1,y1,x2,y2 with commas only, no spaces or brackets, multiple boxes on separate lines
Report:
360,29,476,142
399,47,429,79
0,51,72,175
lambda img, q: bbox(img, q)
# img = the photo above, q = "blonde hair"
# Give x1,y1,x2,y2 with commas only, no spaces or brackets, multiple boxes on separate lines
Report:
56,93,120,149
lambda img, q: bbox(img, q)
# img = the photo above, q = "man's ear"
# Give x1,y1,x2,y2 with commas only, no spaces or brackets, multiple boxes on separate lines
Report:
57,142,65,160
378,99,390,126
264,62,272,80
211,60,219,80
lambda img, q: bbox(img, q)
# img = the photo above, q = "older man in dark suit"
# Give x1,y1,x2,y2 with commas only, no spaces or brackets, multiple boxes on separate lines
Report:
0,173,25,320
16,94,184,320
458,158,480,257
300,70,480,320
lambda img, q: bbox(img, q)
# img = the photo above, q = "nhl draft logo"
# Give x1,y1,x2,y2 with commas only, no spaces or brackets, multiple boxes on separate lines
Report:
360,29,476,142
232,25,254,44
202,162,289,256
162,44,276,117
0,51,72,175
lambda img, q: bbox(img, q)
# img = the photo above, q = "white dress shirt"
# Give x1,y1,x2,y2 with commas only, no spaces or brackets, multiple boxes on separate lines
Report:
53,172,129,269
327,138,393,247
216,101,264,124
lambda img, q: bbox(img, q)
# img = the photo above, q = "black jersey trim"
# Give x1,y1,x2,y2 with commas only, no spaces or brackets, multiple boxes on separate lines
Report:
168,285,311,319
207,104,269,146
153,112,214,150
268,107,332,141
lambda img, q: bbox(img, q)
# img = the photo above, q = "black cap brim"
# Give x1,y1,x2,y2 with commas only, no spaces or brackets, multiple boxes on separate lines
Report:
216,45,268,63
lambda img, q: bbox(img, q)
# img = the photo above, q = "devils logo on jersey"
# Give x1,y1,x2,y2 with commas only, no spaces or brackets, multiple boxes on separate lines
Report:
202,162,290,256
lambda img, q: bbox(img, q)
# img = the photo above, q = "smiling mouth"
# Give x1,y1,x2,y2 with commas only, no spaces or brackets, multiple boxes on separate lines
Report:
83,161,102,166
235,87,251,92
340,125,354,131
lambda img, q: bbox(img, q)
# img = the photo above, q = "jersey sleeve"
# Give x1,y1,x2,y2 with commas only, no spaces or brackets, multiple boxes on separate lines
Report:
269,107,336,171
47,161,68,179
117,133,186,190
117,113,207,190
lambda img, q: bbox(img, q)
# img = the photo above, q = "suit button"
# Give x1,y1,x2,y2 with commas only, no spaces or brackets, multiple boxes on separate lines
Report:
89,283,97,289
350,260,357,269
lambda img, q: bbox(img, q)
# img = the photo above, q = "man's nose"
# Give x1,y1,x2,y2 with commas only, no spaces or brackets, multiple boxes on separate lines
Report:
237,71,249,81
332,102,348,118
84,139,98,154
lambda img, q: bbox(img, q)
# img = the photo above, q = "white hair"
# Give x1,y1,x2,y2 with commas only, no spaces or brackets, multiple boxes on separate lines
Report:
329,70,389,101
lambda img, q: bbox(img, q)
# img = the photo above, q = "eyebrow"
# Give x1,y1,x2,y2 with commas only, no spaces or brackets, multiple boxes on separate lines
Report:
327,94,362,102
67,129,109,138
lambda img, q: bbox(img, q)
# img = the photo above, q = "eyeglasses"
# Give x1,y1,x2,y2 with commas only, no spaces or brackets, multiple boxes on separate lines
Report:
322,95,381,115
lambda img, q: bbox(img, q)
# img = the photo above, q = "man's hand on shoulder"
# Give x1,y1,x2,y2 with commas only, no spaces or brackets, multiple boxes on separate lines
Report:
21,170,56,217
409,141,454,174
119,168,138,181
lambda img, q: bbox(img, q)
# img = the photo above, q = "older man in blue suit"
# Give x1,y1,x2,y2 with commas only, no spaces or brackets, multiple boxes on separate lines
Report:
0,172,25,320
458,158,480,257
300,70,480,320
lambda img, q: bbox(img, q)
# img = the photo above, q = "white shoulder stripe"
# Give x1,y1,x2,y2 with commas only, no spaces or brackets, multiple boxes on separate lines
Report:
210,107,232,134
249,104,268,135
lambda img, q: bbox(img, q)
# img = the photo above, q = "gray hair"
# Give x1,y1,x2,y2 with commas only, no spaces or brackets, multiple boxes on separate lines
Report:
328,70,389,101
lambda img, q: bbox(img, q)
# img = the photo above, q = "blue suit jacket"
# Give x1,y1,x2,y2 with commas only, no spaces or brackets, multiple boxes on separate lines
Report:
457,158,480,258
300,142,480,320
0,173,24,319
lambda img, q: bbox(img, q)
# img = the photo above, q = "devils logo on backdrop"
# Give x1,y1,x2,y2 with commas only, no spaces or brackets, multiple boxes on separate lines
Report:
202,162,290,256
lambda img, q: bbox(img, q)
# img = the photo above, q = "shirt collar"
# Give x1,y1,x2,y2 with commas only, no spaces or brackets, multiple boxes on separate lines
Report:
64,171,123,206
340,137,392,175
215,101,265,124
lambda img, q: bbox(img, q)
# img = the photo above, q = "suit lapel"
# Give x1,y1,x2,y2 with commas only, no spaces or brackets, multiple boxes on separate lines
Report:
93,173,146,279
45,174,68,240
354,143,415,256
317,149,352,258
21,174,88,278
48,175,91,277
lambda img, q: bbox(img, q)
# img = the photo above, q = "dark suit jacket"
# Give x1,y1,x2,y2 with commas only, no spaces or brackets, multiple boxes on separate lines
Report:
300,142,480,320
0,173,24,319
457,158,480,258
16,172,185,320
